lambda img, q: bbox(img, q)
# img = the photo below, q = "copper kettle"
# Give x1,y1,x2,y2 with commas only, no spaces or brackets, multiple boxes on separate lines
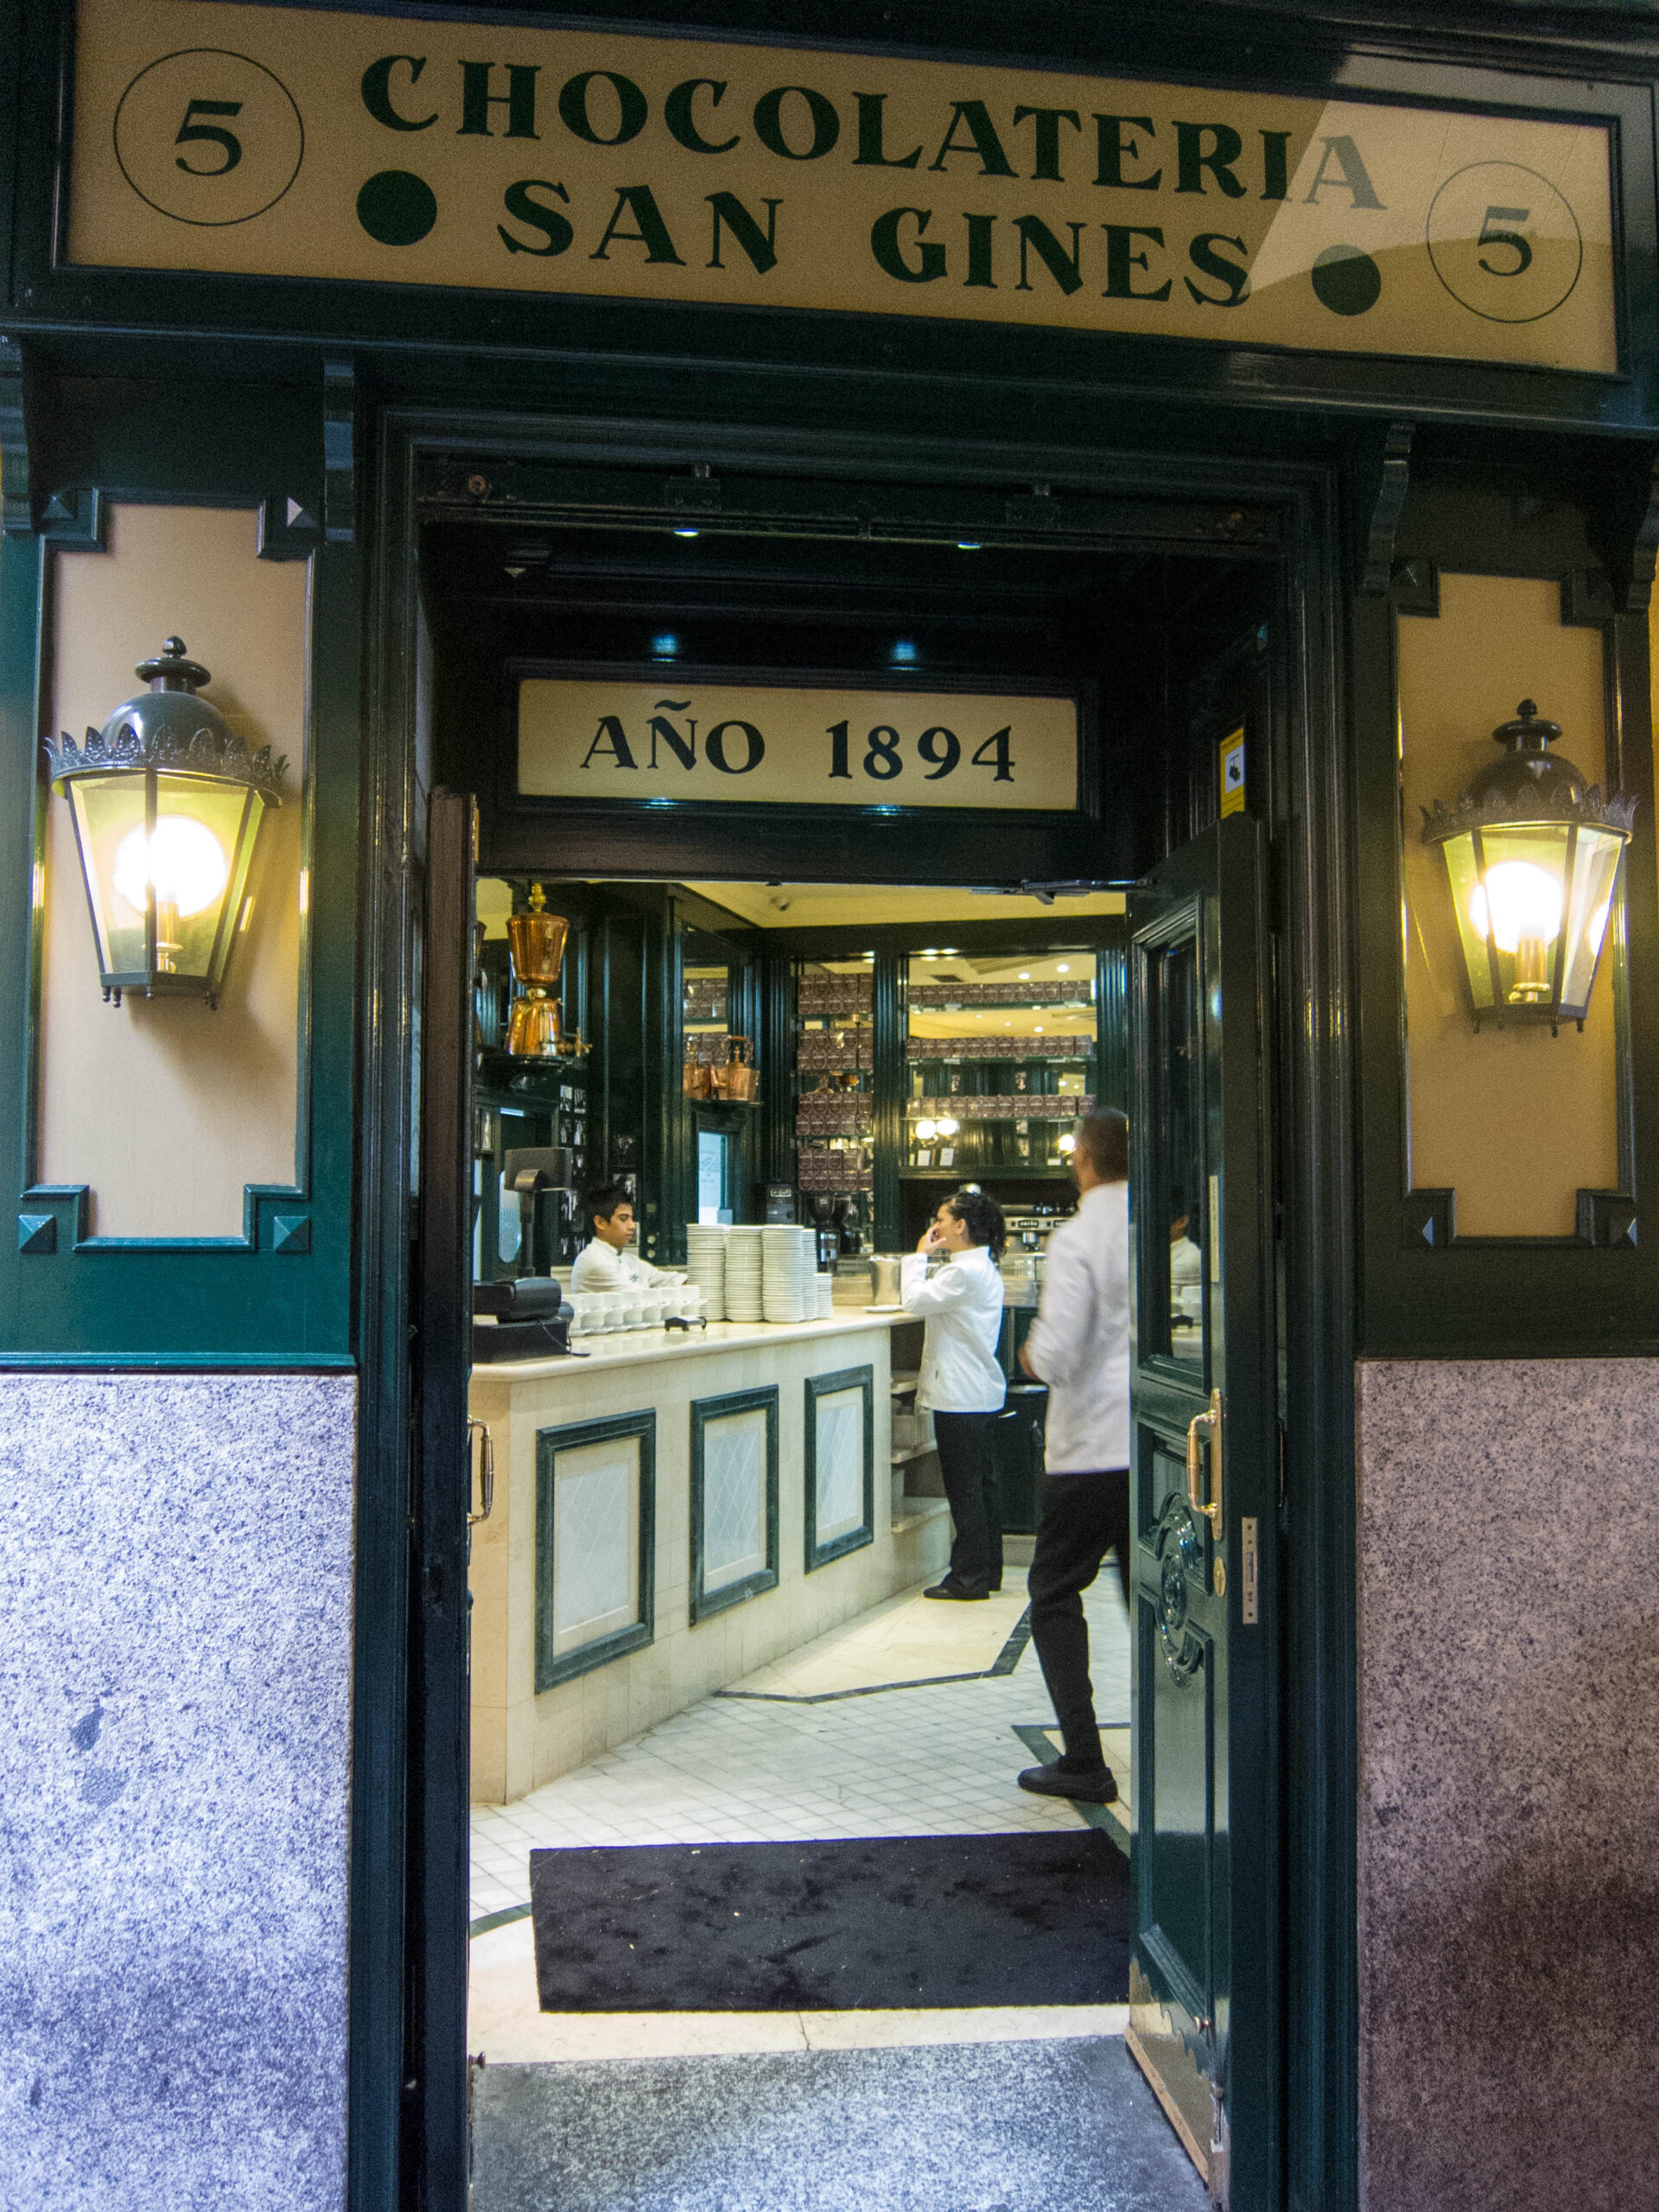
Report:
505,885,585,1058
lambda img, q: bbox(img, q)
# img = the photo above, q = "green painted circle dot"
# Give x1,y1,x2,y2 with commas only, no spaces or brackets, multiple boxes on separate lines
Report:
356,169,436,247
1310,245,1381,317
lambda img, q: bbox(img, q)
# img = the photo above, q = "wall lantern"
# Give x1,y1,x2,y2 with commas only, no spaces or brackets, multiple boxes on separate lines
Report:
1421,699,1637,1036
44,638,284,1008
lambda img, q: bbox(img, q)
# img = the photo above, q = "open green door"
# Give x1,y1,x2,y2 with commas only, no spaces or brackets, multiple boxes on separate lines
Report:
1127,815,1278,2209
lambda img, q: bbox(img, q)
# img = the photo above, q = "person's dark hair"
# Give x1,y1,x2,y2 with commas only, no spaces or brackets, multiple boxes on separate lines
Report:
1074,1110,1129,1184
944,1187,1007,1262
585,1181,633,1225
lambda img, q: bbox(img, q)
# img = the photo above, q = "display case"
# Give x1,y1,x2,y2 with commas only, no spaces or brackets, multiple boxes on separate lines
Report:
899,949,1098,1243
794,957,875,1255
471,877,590,1278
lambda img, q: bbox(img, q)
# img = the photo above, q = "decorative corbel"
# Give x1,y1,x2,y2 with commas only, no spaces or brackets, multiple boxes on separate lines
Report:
1357,421,1414,596
257,495,321,560
322,356,356,546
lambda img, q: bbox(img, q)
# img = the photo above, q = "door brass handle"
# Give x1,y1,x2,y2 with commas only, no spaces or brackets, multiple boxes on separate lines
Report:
1185,1388,1223,1541
467,1419,495,1526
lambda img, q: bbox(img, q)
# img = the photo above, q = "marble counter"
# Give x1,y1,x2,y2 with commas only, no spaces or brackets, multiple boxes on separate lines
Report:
468,1313,948,1805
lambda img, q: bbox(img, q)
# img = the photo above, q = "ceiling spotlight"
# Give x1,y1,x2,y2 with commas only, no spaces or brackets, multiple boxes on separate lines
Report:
1019,970,1031,981
674,528,700,539
956,540,982,551
1056,963,1071,974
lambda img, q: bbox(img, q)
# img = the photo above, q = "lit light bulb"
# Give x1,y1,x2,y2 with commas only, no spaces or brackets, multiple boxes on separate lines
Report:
1056,963,1071,974
1018,971,1031,981
915,1118,938,1141
937,1116,959,1137
1468,861,1563,953
113,816,228,921
1058,1132,1077,1154
1469,860,1563,1003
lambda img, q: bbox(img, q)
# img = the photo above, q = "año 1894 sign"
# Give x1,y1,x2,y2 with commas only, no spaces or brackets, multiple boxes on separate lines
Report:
517,677,1081,813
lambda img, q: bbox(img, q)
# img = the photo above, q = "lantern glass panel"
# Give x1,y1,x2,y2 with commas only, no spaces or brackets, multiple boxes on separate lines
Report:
1440,832,1493,1013
66,772,149,978
1558,824,1625,1018
1468,823,1572,1010
138,777,252,983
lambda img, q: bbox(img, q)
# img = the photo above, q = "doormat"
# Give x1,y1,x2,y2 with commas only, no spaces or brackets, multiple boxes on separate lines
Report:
529,1830,1130,2011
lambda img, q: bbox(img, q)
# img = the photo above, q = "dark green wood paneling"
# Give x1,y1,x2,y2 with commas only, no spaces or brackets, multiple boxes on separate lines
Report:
0,375,356,1362
1354,467,1659,1354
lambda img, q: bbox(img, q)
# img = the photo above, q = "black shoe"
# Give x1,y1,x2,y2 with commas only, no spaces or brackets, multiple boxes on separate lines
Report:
924,1577,990,1601
1018,1758,1118,1804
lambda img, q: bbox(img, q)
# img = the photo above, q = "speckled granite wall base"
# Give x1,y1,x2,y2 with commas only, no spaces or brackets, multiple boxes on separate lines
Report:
1357,1360,1659,2212
0,1374,356,2212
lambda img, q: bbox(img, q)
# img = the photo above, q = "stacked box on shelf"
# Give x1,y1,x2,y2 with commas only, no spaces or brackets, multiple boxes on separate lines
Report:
907,1094,1094,1121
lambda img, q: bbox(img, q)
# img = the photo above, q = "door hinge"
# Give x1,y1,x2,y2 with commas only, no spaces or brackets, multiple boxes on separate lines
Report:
1209,2075,1231,2208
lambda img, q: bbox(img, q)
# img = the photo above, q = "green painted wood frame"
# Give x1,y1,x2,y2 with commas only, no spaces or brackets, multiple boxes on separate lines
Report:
689,1382,780,1621
803,1362,877,1570
9,1,1658,435
355,397,1355,2212
534,1408,658,1690
0,394,358,1362
1351,469,1659,1354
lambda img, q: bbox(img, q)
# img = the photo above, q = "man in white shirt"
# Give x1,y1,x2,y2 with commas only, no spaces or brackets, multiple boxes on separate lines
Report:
569,1183,673,1295
1015,1112,1131,1804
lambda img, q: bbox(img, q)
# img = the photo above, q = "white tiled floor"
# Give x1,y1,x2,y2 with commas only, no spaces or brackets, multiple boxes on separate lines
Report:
469,1571,1132,1923
728,1580,1032,1698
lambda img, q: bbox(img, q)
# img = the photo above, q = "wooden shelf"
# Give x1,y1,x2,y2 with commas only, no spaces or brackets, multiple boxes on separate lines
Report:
899,1166,1079,1182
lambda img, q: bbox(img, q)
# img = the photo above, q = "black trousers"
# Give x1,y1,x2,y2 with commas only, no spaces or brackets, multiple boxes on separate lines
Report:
932,1410,1003,1596
1027,1469,1131,1765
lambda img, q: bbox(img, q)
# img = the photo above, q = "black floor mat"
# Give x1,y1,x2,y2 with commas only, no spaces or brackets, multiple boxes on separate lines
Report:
529,1830,1130,2011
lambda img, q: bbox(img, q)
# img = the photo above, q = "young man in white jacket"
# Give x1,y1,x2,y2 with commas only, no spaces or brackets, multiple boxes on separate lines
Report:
570,1183,674,1295
1015,1112,1131,1803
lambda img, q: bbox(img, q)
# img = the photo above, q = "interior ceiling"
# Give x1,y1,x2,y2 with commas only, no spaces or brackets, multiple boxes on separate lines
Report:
683,883,1125,929
424,517,1257,657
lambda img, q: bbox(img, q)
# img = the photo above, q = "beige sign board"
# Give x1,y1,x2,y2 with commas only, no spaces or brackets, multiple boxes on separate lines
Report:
518,680,1079,811
70,0,1616,372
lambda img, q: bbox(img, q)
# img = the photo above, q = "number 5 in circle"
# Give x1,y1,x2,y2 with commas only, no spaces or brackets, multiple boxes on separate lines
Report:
175,99,244,175
1477,206,1532,277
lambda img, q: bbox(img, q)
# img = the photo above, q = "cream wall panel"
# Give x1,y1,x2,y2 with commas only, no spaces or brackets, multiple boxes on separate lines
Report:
1398,574,1618,1237
41,503,306,1237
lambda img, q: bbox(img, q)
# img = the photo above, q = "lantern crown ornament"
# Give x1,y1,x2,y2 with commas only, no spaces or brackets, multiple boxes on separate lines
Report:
1421,700,1637,1035
45,638,285,1008
44,637,287,801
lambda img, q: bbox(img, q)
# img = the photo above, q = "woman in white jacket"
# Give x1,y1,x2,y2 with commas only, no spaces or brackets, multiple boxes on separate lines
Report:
900,1188,1008,1600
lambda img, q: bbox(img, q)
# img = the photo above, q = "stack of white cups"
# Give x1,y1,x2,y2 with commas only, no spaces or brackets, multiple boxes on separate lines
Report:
684,1224,728,1321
